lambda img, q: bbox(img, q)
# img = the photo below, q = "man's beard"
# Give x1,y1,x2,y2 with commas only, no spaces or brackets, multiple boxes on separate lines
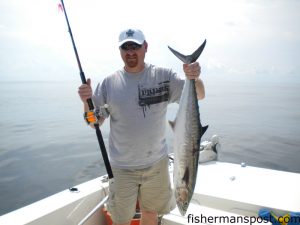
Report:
125,56,138,68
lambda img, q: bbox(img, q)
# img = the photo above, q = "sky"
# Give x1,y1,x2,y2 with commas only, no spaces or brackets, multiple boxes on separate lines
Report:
0,0,300,83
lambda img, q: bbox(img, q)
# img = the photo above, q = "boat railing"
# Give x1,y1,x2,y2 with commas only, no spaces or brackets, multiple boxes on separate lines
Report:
77,195,108,225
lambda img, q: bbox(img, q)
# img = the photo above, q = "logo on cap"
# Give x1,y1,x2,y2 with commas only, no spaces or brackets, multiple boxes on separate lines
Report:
126,29,134,37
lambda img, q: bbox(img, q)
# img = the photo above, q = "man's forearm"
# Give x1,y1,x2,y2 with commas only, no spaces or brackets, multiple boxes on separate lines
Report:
195,78,205,100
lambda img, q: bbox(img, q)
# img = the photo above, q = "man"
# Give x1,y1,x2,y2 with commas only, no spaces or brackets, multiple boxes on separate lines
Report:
78,28,205,225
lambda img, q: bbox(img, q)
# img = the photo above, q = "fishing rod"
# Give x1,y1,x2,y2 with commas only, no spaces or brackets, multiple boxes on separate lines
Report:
59,0,113,179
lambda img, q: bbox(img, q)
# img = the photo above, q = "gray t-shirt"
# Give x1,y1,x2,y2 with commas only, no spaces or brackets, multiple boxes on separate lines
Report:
93,63,184,169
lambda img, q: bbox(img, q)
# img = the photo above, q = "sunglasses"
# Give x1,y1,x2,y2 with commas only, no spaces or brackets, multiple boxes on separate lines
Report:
120,42,142,51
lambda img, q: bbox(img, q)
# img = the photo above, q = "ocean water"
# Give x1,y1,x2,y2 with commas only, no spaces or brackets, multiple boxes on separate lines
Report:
0,75,300,215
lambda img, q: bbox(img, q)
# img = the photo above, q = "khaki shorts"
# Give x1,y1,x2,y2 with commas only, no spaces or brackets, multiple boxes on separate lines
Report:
108,156,174,224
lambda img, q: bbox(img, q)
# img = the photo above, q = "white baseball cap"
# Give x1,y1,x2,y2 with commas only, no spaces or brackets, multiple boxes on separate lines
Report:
118,29,145,47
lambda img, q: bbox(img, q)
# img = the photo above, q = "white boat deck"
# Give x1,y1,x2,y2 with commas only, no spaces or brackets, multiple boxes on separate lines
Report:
193,161,300,215
0,161,299,225
162,202,272,224
0,177,110,225
162,161,300,225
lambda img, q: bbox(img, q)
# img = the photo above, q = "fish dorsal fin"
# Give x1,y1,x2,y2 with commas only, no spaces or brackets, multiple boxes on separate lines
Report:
201,125,209,137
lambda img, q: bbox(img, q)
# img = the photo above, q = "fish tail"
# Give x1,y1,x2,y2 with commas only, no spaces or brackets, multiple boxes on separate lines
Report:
168,39,207,64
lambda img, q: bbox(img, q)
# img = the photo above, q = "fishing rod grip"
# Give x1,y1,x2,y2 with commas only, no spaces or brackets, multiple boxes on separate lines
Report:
87,99,94,111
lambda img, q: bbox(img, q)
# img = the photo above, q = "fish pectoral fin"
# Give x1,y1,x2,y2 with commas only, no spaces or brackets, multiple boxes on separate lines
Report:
182,167,189,184
168,120,176,130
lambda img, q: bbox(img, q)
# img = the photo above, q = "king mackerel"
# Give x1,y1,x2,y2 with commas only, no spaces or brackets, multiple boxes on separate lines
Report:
168,39,208,216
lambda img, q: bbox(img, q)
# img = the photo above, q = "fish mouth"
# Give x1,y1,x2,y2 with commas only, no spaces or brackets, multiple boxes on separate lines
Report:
176,199,189,216
175,187,191,216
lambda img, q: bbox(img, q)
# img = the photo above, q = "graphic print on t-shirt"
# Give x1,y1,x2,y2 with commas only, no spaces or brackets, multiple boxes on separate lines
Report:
138,80,170,117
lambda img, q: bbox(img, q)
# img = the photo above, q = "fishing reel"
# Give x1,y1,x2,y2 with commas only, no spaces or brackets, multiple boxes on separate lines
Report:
83,104,109,125
84,111,98,125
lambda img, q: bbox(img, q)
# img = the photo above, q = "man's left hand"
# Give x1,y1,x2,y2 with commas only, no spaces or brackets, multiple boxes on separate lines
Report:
183,62,201,80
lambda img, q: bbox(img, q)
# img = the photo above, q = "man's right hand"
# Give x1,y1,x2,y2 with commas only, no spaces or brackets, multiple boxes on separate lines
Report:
78,78,93,103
